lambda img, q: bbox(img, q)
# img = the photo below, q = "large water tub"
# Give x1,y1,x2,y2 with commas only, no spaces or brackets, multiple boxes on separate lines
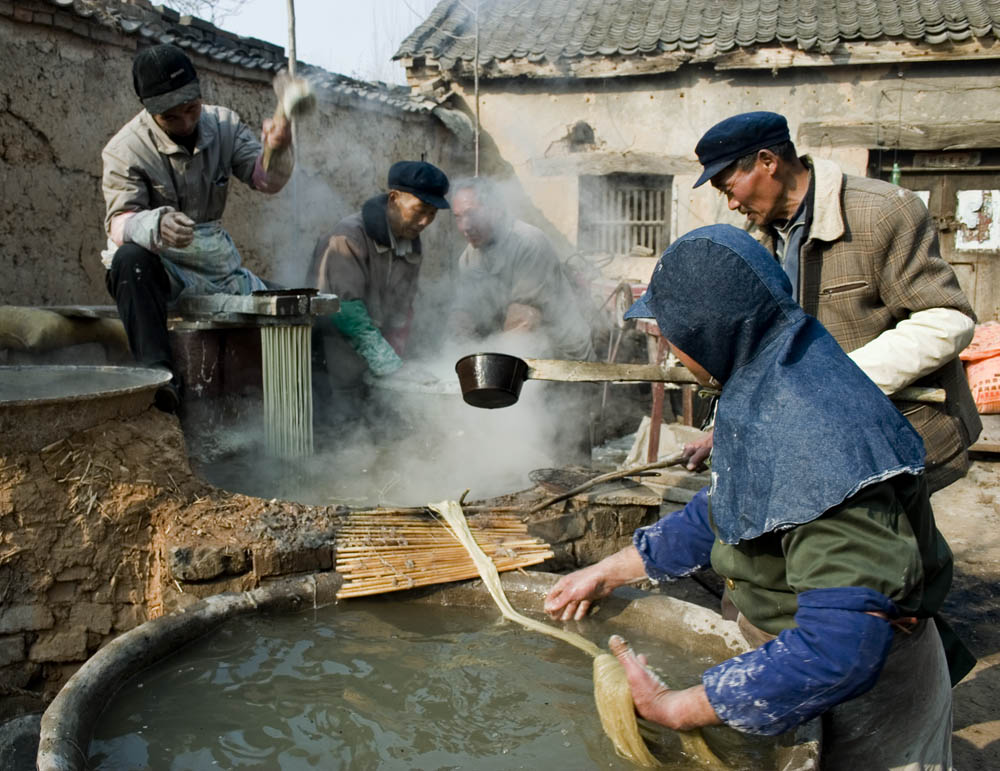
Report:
37,572,818,770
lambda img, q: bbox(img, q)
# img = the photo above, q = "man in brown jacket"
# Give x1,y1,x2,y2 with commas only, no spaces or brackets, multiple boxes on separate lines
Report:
307,161,449,413
687,111,980,491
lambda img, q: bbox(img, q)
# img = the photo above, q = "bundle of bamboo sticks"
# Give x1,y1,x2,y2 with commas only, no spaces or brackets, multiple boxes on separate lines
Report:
335,511,553,599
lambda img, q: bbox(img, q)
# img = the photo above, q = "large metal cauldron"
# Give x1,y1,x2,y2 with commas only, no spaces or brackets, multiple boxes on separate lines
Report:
0,365,170,452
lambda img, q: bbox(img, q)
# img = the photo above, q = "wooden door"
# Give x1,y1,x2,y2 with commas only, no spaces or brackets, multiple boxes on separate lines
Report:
871,151,1000,322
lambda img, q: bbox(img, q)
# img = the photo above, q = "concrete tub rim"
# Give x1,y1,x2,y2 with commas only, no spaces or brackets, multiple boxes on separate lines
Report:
38,571,819,771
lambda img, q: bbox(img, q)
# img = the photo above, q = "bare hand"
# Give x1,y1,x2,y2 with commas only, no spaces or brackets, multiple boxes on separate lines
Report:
503,302,542,333
160,210,195,248
262,115,292,150
682,428,714,471
545,546,647,621
544,563,616,621
609,635,721,730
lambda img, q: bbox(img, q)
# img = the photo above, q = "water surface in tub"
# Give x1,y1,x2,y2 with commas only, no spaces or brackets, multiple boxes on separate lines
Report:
89,601,775,770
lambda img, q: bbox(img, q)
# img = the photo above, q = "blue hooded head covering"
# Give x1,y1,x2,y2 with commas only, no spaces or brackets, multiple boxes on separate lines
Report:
626,225,924,544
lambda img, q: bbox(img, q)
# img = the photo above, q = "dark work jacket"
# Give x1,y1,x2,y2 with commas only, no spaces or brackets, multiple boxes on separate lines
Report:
307,195,423,386
308,194,423,336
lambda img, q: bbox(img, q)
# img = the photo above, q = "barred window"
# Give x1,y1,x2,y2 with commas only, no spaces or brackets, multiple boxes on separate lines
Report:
578,173,671,256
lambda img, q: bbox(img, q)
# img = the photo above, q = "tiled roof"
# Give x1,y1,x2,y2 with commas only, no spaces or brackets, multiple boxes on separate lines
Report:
28,0,435,113
396,0,1000,64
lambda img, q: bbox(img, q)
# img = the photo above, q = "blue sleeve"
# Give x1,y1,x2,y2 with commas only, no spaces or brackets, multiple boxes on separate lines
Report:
633,486,715,581
702,586,897,735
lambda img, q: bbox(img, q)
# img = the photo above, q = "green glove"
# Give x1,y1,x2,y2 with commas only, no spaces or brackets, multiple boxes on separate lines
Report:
330,299,402,376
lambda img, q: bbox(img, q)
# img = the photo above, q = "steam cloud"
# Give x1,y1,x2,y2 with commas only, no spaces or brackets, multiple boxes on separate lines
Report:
192,168,598,507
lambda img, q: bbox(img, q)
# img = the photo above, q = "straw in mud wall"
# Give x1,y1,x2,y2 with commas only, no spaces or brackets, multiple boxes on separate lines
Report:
261,324,313,458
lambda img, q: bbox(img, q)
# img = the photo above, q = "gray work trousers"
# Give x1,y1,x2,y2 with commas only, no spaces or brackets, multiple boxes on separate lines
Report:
819,618,953,771
725,593,953,771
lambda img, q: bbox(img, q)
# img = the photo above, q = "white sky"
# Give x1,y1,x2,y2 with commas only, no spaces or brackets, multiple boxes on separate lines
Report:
218,0,440,84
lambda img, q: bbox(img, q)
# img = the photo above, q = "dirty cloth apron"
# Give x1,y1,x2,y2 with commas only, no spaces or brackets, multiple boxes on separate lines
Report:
725,595,953,770
159,221,267,302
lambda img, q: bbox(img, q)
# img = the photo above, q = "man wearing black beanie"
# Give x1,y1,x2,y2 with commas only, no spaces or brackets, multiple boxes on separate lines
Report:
101,44,294,411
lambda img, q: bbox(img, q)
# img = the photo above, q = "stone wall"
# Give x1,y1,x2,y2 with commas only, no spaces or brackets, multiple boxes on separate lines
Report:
0,1,472,345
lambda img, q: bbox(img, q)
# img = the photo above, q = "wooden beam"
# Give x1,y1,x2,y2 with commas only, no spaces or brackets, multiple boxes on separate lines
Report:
798,120,1000,151
530,151,701,177
710,37,1000,70
409,36,1000,87
445,53,688,81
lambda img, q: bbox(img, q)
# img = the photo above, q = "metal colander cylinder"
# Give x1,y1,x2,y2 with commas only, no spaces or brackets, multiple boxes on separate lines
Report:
261,324,313,458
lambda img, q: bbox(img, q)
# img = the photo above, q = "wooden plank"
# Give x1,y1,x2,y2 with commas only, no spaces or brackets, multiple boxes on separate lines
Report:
971,414,1000,454
530,152,700,178
410,38,999,88
525,359,698,384
524,359,945,402
798,120,1000,151
710,38,1000,70
446,53,687,81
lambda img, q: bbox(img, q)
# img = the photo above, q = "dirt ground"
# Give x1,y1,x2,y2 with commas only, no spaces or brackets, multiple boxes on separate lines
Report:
928,458,1000,770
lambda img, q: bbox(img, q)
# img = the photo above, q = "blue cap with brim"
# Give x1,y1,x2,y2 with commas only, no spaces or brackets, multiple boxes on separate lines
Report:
693,111,791,188
388,160,450,210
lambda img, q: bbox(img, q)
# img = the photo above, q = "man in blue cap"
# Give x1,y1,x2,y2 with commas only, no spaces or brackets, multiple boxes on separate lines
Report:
685,111,979,492
308,161,449,408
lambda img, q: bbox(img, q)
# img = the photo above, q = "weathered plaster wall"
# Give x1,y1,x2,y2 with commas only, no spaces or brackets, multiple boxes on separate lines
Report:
0,7,472,331
451,59,1000,277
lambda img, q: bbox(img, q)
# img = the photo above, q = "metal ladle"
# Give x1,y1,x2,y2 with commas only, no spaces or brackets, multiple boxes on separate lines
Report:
454,352,945,409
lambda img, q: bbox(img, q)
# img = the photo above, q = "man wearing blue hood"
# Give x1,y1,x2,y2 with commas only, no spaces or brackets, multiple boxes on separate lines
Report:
545,225,972,768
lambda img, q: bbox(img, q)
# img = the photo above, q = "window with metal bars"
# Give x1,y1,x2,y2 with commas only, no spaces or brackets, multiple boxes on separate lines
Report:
578,173,671,256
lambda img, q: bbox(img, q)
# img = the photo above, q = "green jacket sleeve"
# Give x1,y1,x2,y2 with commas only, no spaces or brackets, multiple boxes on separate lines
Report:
331,299,402,376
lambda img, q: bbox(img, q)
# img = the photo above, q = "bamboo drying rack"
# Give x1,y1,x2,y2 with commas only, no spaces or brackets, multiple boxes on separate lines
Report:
335,510,553,598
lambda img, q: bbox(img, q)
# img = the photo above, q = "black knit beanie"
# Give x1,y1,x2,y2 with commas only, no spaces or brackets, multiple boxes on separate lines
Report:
132,44,201,114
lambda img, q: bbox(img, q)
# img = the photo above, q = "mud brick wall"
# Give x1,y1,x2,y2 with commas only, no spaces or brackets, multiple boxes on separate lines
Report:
0,1,471,341
0,398,662,720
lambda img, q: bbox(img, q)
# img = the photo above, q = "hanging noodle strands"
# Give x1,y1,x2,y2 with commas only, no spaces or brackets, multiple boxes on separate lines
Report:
335,511,552,599
428,500,728,770
261,324,313,458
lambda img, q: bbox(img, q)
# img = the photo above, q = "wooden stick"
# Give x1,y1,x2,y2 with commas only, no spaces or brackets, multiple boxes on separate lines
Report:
336,556,552,598
339,546,549,561
338,535,520,543
336,541,549,559
339,557,551,587
337,551,551,573
339,551,549,568
336,551,552,592
337,542,545,554
528,451,688,513
343,504,528,516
